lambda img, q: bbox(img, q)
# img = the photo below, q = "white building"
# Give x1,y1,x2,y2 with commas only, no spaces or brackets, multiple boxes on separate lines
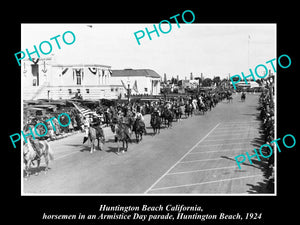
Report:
22,57,124,100
235,81,260,88
110,69,161,95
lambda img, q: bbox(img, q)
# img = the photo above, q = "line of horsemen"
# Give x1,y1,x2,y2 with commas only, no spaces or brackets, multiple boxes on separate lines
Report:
80,91,234,153
26,91,235,161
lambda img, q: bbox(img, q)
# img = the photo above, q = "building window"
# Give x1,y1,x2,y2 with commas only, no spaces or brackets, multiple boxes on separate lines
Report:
86,89,89,94
144,88,148,92
76,72,81,85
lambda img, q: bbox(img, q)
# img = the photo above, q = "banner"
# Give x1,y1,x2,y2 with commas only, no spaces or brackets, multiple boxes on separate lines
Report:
88,67,97,75
62,68,69,75
132,80,138,93
121,80,128,91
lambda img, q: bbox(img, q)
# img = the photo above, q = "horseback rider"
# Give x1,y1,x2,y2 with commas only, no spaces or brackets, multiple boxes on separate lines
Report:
90,116,105,142
115,111,132,143
82,116,91,144
24,124,42,160
28,134,42,161
135,108,147,134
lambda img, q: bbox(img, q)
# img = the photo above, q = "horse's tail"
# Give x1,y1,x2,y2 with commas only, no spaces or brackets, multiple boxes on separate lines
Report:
44,141,54,161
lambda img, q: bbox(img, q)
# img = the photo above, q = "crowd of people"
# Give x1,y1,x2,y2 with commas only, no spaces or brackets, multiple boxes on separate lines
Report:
258,83,275,192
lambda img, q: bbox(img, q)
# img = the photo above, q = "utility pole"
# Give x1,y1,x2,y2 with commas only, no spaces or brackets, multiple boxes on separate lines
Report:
127,83,131,103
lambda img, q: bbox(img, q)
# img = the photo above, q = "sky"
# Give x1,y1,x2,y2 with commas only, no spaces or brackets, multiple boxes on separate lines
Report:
21,23,276,80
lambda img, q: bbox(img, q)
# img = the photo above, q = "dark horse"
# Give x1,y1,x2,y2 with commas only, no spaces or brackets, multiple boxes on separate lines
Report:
185,103,193,118
150,112,161,135
110,122,131,154
132,118,147,143
241,92,246,102
197,100,207,115
173,106,182,121
227,95,233,103
163,108,174,128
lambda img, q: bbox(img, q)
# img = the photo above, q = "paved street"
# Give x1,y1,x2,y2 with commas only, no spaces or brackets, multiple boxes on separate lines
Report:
23,93,270,194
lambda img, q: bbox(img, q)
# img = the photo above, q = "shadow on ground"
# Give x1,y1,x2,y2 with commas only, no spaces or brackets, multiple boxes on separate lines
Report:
245,115,274,194
220,113,274,194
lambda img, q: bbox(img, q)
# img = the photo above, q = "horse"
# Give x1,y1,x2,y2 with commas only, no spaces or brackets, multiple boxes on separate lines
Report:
179,105,185,119
110,122,131,154
185,103,192,118
197,100,207,115
160,106,168,126
164,108,174,128
241,93,246,102
173,107,181,122
206,97,213,111
88,126,105,153
132,118,146,143
227,95,233,103
150,112,161,135
23,139,54,178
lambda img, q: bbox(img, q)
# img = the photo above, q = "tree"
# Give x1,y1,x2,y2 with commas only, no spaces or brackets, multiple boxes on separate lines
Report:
202,78,212,87
212,76,221,86
231,76,240,81
171,77,178,84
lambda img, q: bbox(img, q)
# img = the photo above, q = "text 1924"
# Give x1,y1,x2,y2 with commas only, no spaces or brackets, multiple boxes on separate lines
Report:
245,213,262,220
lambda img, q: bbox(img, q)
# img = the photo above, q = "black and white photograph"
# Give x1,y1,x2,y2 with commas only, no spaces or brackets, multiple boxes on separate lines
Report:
20,23,276,195
4,5,298,224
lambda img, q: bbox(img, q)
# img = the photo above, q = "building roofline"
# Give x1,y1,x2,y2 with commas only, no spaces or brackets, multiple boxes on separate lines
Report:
111,69,161,78
52,64,111,68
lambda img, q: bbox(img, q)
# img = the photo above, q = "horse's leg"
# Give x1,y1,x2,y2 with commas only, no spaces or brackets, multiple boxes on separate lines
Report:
36,159,41,175
99,138,104,151
116,140,120,154
121,140,125,153
24,160,31,178
97,138,100,151
44,155,49,174
125,140,128,152
90,140,93,153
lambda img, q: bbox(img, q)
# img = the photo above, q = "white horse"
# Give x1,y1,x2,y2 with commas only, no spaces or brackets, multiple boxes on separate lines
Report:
23,140,54,178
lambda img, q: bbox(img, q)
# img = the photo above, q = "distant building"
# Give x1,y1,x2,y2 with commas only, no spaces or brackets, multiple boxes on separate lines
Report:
178,79,198,89
110,69,161,95
235,81,259,88
22,57,124,100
